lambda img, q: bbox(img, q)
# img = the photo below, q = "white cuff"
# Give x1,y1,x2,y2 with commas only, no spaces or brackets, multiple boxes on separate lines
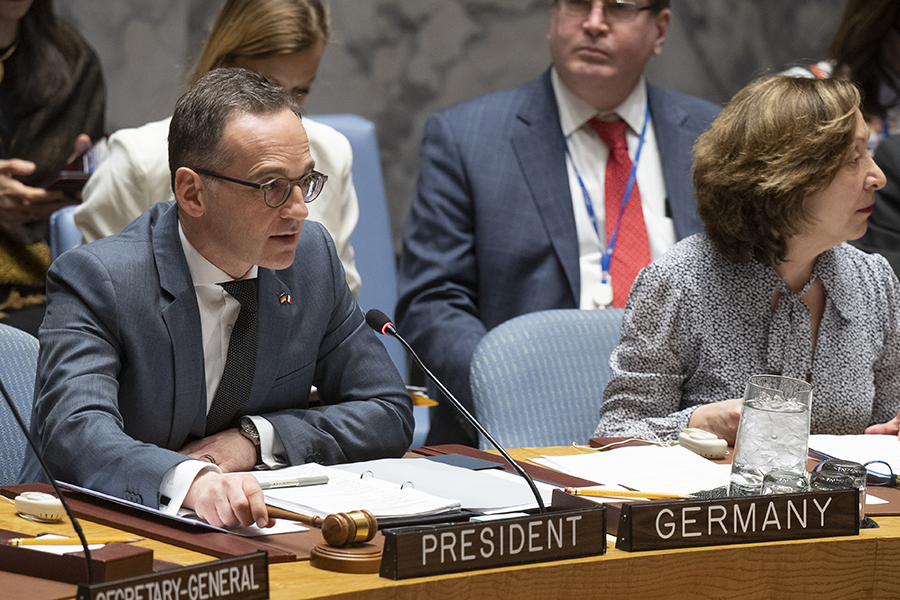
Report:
247,415,288,469
159,459,221,514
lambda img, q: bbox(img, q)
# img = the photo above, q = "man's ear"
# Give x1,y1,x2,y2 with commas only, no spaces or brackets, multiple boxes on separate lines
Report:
174,167,205,217
651,8,671,56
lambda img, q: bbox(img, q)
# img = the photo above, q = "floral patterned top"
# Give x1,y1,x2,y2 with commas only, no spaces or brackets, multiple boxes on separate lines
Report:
594,234,900,440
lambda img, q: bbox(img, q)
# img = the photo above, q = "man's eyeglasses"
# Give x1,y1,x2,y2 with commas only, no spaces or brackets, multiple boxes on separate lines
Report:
193,168,327,207
558,0,659,23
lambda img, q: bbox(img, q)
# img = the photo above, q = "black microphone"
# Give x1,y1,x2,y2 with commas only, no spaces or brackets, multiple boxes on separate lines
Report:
365,309,546,513
0,377,94,583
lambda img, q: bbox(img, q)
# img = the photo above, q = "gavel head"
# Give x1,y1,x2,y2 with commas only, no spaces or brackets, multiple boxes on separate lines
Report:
321,509,378,547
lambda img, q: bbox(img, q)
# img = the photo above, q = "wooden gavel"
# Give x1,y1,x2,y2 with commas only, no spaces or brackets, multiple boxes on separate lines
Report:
267,506,378,547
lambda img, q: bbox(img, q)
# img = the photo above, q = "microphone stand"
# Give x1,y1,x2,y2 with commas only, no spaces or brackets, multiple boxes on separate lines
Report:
0,378,94,583
366,310,546,513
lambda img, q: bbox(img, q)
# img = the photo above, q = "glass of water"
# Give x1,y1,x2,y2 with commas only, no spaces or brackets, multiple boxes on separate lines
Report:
729,375,813,496
761,469,809,495
815,459,867,523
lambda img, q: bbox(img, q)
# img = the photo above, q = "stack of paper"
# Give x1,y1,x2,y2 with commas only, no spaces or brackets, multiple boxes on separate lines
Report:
533,445,732,496
258,463,461,519
332,458,555,513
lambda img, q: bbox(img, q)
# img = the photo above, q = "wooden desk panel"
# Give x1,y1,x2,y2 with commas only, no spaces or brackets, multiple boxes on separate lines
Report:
3,447,896,600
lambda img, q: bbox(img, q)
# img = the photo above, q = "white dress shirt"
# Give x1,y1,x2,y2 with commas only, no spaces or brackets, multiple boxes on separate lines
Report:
551,68,675,309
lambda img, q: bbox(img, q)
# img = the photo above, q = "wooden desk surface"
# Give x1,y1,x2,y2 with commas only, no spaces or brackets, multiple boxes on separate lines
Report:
3,447,897,600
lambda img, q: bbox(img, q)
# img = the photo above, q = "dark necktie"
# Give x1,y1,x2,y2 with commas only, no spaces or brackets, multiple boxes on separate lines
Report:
205,279,258,436
588,118,651,308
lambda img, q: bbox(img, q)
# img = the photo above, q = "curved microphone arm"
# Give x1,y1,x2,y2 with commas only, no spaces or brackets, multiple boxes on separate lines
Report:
365,309,546,513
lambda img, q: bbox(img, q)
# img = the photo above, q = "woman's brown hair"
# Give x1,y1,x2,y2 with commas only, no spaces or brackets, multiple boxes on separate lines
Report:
693,75,860,265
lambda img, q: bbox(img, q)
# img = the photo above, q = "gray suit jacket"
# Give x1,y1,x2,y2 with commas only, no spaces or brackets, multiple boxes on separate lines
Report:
396,70,720,445
20,202,413,507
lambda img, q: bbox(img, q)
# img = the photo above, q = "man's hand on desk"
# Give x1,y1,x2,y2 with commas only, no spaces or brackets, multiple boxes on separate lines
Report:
864,410,900,436
183,471,275,529
687,398,743,446
179,427,257,473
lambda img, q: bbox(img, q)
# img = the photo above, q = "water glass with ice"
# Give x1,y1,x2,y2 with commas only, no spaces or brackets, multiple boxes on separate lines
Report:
729,375,812,496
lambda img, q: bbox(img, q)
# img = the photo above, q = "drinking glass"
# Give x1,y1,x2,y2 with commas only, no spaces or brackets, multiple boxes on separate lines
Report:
809,471,855,492
761,469,809,495
815,459,867,523
729,375,813,496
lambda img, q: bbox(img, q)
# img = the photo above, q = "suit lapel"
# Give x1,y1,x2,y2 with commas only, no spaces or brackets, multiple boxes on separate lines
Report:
153,205,208,444
510,70,580,303
647,85,701,240
250,269,289,409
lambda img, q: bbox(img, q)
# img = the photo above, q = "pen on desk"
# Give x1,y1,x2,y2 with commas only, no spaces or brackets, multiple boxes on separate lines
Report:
259,474,329,490
563,487,690,500
7,535,143,546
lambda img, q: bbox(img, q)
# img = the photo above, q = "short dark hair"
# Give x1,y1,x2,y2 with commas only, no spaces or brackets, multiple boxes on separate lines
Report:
168,67,302,191
693,75,860,265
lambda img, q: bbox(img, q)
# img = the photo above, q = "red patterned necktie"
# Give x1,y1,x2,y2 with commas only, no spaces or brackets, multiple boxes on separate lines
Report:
588,117,651,308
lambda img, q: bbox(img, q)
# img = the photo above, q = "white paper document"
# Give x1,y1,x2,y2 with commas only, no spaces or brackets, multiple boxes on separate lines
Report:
261,463,461,519
331,457,555,513
533,445,732,496
810,434,900,473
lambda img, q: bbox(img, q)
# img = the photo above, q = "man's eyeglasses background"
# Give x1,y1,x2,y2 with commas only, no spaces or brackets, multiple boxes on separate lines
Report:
557,0,660,23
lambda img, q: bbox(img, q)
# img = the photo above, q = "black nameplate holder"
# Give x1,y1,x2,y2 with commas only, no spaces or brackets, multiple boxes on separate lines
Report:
77,550,268,600
616,489,859,552
379,489,605,579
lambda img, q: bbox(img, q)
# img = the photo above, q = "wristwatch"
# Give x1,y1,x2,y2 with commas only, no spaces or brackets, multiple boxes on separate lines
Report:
239,417,262,465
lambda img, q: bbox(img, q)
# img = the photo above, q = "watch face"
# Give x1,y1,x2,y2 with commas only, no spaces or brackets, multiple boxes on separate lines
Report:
241,419,260,442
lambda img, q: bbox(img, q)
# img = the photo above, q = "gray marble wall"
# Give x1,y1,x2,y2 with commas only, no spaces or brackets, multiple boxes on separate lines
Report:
58,0,845,251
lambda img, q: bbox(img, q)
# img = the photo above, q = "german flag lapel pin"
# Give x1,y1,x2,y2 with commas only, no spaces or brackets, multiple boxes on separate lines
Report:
279,292,292,305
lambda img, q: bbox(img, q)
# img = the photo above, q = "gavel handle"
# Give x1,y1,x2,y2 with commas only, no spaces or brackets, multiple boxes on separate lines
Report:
267,505,324,527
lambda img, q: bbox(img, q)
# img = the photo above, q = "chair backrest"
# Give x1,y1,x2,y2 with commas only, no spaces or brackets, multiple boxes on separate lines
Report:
311,115,430,448
0,324,39,486
469,308,624,450
310,115,405,364
49,204,81,261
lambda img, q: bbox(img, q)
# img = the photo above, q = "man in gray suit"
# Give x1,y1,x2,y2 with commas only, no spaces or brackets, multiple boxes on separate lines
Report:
397,0,720,446
20,69,413,529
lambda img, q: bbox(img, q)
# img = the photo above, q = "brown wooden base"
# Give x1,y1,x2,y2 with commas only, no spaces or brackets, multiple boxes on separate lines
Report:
309,542,382,574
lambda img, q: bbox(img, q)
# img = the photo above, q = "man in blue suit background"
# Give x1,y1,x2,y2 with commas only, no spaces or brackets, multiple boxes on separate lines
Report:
397,0,720,446
21,68,413,529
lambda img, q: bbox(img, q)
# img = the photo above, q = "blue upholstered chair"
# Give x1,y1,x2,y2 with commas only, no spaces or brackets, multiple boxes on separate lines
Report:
311,115,402,362
313,115,430,447
469,308,624,450
49,204,80,261
0,324,39,486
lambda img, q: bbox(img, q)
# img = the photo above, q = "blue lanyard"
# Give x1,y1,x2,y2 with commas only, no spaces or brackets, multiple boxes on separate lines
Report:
566,103,650,279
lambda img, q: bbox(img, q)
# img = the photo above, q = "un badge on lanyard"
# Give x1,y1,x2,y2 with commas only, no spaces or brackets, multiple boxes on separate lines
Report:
591,273,614,309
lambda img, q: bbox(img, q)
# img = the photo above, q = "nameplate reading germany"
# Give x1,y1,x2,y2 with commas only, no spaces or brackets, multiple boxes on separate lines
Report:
616,489,859,552
380,507,606,579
